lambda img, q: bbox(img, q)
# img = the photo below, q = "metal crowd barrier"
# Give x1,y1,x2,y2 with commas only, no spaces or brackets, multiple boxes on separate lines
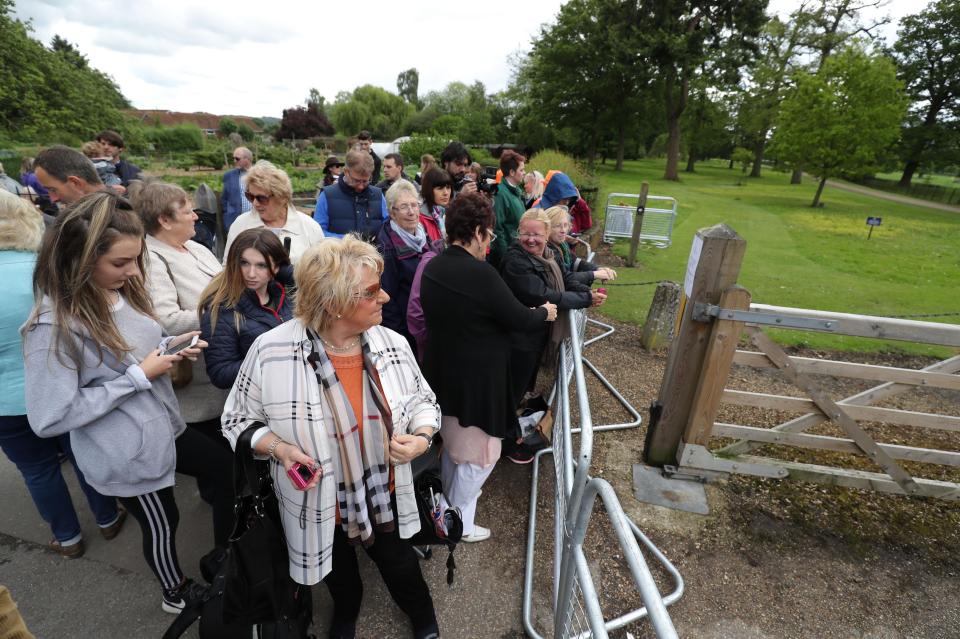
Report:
602,193,678,247
522,306,684,638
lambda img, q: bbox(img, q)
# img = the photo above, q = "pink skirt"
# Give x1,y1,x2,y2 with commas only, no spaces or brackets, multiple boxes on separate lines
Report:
439,416,502,468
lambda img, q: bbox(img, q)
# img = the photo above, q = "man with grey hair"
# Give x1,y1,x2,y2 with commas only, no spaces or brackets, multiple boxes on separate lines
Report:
221,146,253,230
33,145,105,206
312,148,388,239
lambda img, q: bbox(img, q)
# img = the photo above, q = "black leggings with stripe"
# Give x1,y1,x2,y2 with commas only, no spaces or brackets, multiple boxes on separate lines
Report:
119,427,234,591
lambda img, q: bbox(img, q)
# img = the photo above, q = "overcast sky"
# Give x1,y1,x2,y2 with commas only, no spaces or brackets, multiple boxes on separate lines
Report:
15,0,923,119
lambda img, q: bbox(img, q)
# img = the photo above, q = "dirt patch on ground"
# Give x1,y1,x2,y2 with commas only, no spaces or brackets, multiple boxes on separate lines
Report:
556,315,960,638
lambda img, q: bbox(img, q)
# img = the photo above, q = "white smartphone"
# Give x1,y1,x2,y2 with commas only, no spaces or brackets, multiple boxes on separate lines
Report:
164,334,199,356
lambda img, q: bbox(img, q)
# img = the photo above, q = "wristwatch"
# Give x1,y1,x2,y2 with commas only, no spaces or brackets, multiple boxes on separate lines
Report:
414,432,434,450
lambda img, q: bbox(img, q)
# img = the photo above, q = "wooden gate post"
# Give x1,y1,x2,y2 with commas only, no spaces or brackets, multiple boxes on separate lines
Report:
626,182,650,267
643,223,746,466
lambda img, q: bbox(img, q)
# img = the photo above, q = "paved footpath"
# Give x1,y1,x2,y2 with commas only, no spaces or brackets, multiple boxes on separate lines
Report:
0,453,540,638
823,178,960,214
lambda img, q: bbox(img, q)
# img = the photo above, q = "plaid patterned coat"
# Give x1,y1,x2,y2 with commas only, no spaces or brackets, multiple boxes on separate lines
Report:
221,319,441,585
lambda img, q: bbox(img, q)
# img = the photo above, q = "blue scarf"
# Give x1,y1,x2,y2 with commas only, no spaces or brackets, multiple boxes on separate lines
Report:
390,220,426,252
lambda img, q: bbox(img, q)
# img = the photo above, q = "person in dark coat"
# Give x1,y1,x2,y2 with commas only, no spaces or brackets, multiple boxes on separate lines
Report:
420,193,557,542
199,228,293,389
312,149,388,240
542,205,617,287
500,209,607,417
377,180,441,352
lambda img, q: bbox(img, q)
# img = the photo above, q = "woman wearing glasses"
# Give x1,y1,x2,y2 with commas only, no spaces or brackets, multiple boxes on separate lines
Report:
222,235,442,639
376,181,441,352
500,209,606,444
223,160,325,264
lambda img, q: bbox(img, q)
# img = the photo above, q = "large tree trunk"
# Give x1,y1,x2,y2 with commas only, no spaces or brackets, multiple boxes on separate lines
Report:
811,175,828,207
662,65,687,182
615,121,626,171
685,151,696,173
791,167,803,184
898,160,919,187
750,138,766,178
664,115,681,181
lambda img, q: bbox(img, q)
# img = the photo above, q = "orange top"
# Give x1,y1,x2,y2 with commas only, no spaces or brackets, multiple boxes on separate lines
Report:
328,352,393,524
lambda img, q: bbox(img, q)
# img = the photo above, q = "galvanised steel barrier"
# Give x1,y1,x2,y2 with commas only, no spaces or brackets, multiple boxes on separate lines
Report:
522,306,683,638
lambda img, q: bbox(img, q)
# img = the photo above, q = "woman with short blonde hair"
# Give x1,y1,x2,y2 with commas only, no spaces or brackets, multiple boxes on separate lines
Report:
223,232,441,637
224,160,325,264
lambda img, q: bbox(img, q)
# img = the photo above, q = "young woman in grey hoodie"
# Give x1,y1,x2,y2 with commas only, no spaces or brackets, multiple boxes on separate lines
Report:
21,191,234,615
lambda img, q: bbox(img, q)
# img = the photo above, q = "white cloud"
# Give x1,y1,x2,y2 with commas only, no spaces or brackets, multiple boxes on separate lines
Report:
12,0,565,117
12,0,921,118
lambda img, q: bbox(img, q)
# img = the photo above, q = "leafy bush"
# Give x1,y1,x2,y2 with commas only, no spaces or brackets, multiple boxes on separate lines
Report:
191,150,227,170
257,145,296,166
399,135,450,166
146,124,204,152
527,149,600,209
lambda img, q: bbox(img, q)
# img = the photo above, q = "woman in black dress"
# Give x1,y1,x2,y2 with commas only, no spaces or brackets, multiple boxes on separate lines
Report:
419,193,556,542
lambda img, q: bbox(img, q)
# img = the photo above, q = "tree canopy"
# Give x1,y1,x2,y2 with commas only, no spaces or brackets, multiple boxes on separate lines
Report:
771,45,906,206
0,0,129,142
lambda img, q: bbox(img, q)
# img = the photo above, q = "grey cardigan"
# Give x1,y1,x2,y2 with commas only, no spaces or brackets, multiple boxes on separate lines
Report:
22,299,186,497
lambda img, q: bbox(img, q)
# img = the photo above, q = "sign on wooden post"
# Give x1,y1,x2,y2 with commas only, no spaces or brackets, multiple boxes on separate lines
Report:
626,182,650,267
643,224,747,467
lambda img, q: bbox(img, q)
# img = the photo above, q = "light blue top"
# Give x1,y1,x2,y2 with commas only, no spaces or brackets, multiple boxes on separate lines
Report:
0,250,37,416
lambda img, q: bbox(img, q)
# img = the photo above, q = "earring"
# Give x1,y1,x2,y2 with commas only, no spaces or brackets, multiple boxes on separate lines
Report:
336,314,341,319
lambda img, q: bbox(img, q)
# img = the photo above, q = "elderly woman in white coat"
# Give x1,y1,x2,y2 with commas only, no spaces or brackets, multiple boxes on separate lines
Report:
136,183,232,462
222,235,440,639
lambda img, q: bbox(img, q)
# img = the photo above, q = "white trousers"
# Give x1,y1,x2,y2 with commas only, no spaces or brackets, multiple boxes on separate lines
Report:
439,448,497,535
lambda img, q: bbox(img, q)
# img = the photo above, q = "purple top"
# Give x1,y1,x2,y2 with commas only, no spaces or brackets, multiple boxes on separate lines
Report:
405,239,444,361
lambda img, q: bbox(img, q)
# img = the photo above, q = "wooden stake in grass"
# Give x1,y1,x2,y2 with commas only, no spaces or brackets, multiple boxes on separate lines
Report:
626,182,649,267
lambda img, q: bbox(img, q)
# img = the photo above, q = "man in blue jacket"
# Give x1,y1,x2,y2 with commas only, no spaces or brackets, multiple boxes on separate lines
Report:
220,146,253,231
313,149,388,240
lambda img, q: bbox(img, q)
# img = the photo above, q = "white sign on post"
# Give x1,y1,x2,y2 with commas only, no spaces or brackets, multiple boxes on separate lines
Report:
683,234,703,297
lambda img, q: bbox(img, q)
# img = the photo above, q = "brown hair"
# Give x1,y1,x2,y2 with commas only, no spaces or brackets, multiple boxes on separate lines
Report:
28,191,152,367
198,228,291,334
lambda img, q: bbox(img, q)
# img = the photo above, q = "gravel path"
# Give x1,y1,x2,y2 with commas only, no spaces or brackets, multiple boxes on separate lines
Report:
572,315,960,638
823,178,960,213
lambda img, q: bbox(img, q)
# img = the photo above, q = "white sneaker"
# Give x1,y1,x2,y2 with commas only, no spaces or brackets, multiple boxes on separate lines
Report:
461,525,491,542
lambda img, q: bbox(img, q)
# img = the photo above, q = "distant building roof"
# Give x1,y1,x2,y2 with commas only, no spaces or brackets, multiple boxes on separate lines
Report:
124,110,263,133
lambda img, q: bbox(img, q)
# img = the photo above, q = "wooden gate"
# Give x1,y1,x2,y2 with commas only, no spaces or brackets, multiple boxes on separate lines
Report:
643,224,960,500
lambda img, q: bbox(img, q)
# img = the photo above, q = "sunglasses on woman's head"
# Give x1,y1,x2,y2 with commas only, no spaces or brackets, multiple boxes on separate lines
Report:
244,191,271,204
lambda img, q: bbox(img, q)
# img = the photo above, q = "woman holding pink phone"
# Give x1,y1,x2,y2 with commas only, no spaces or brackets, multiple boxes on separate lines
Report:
222,235,441,639
22,192,234,615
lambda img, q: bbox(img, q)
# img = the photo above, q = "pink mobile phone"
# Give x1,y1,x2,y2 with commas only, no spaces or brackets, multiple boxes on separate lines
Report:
597,287,607,295
287,462,319,490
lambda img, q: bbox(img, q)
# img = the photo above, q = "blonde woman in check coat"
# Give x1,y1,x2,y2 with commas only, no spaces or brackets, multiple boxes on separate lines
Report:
221,235,441,639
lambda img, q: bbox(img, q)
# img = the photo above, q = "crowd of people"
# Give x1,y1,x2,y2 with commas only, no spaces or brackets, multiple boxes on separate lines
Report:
0,130,615,638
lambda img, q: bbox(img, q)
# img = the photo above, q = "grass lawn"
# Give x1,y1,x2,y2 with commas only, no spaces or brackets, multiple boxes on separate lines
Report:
592,159,960,356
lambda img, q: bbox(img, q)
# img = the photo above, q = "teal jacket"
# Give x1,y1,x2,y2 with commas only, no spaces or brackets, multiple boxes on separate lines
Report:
0,250,36,415
491,178,526,268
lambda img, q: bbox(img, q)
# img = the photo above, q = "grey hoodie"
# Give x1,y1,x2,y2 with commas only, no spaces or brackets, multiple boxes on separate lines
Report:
22,297,186,497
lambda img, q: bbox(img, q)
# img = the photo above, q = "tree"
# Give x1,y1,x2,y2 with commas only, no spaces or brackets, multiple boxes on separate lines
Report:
892,0,960,187
217,117,239,137
276,104,335,140
329,85,412,140
397,68,420,107
0,1,129,140
771,45,906,207
682,84,731,172
305,88,327,114
731,147,754,184
510,0,649,167
643,0,767,180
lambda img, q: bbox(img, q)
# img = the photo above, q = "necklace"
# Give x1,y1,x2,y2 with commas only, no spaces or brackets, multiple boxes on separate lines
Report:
318,334,360,353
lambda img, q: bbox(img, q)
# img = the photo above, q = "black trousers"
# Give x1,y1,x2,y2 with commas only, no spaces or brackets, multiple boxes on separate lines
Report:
323,523,438,638
119,427,235,591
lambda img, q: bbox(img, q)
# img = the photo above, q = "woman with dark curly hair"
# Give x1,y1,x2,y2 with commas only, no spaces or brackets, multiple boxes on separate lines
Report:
419,192,556,543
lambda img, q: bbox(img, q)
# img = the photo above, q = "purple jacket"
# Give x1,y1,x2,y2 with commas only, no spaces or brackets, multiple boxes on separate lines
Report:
406,239,445,361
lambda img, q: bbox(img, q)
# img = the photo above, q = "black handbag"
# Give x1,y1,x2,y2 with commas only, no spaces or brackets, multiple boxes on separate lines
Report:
222,425,313,637
408,462,463,585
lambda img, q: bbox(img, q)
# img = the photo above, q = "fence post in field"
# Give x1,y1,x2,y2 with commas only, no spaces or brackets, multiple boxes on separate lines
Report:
626,182,650,267
643,223,746,466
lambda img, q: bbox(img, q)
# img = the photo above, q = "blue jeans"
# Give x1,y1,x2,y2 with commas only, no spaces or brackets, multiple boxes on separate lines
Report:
0,414,119,543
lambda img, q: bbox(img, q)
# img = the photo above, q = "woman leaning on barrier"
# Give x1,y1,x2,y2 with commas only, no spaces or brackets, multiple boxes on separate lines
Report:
419,193,557,539
221,235,442,638
499,209,605,445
